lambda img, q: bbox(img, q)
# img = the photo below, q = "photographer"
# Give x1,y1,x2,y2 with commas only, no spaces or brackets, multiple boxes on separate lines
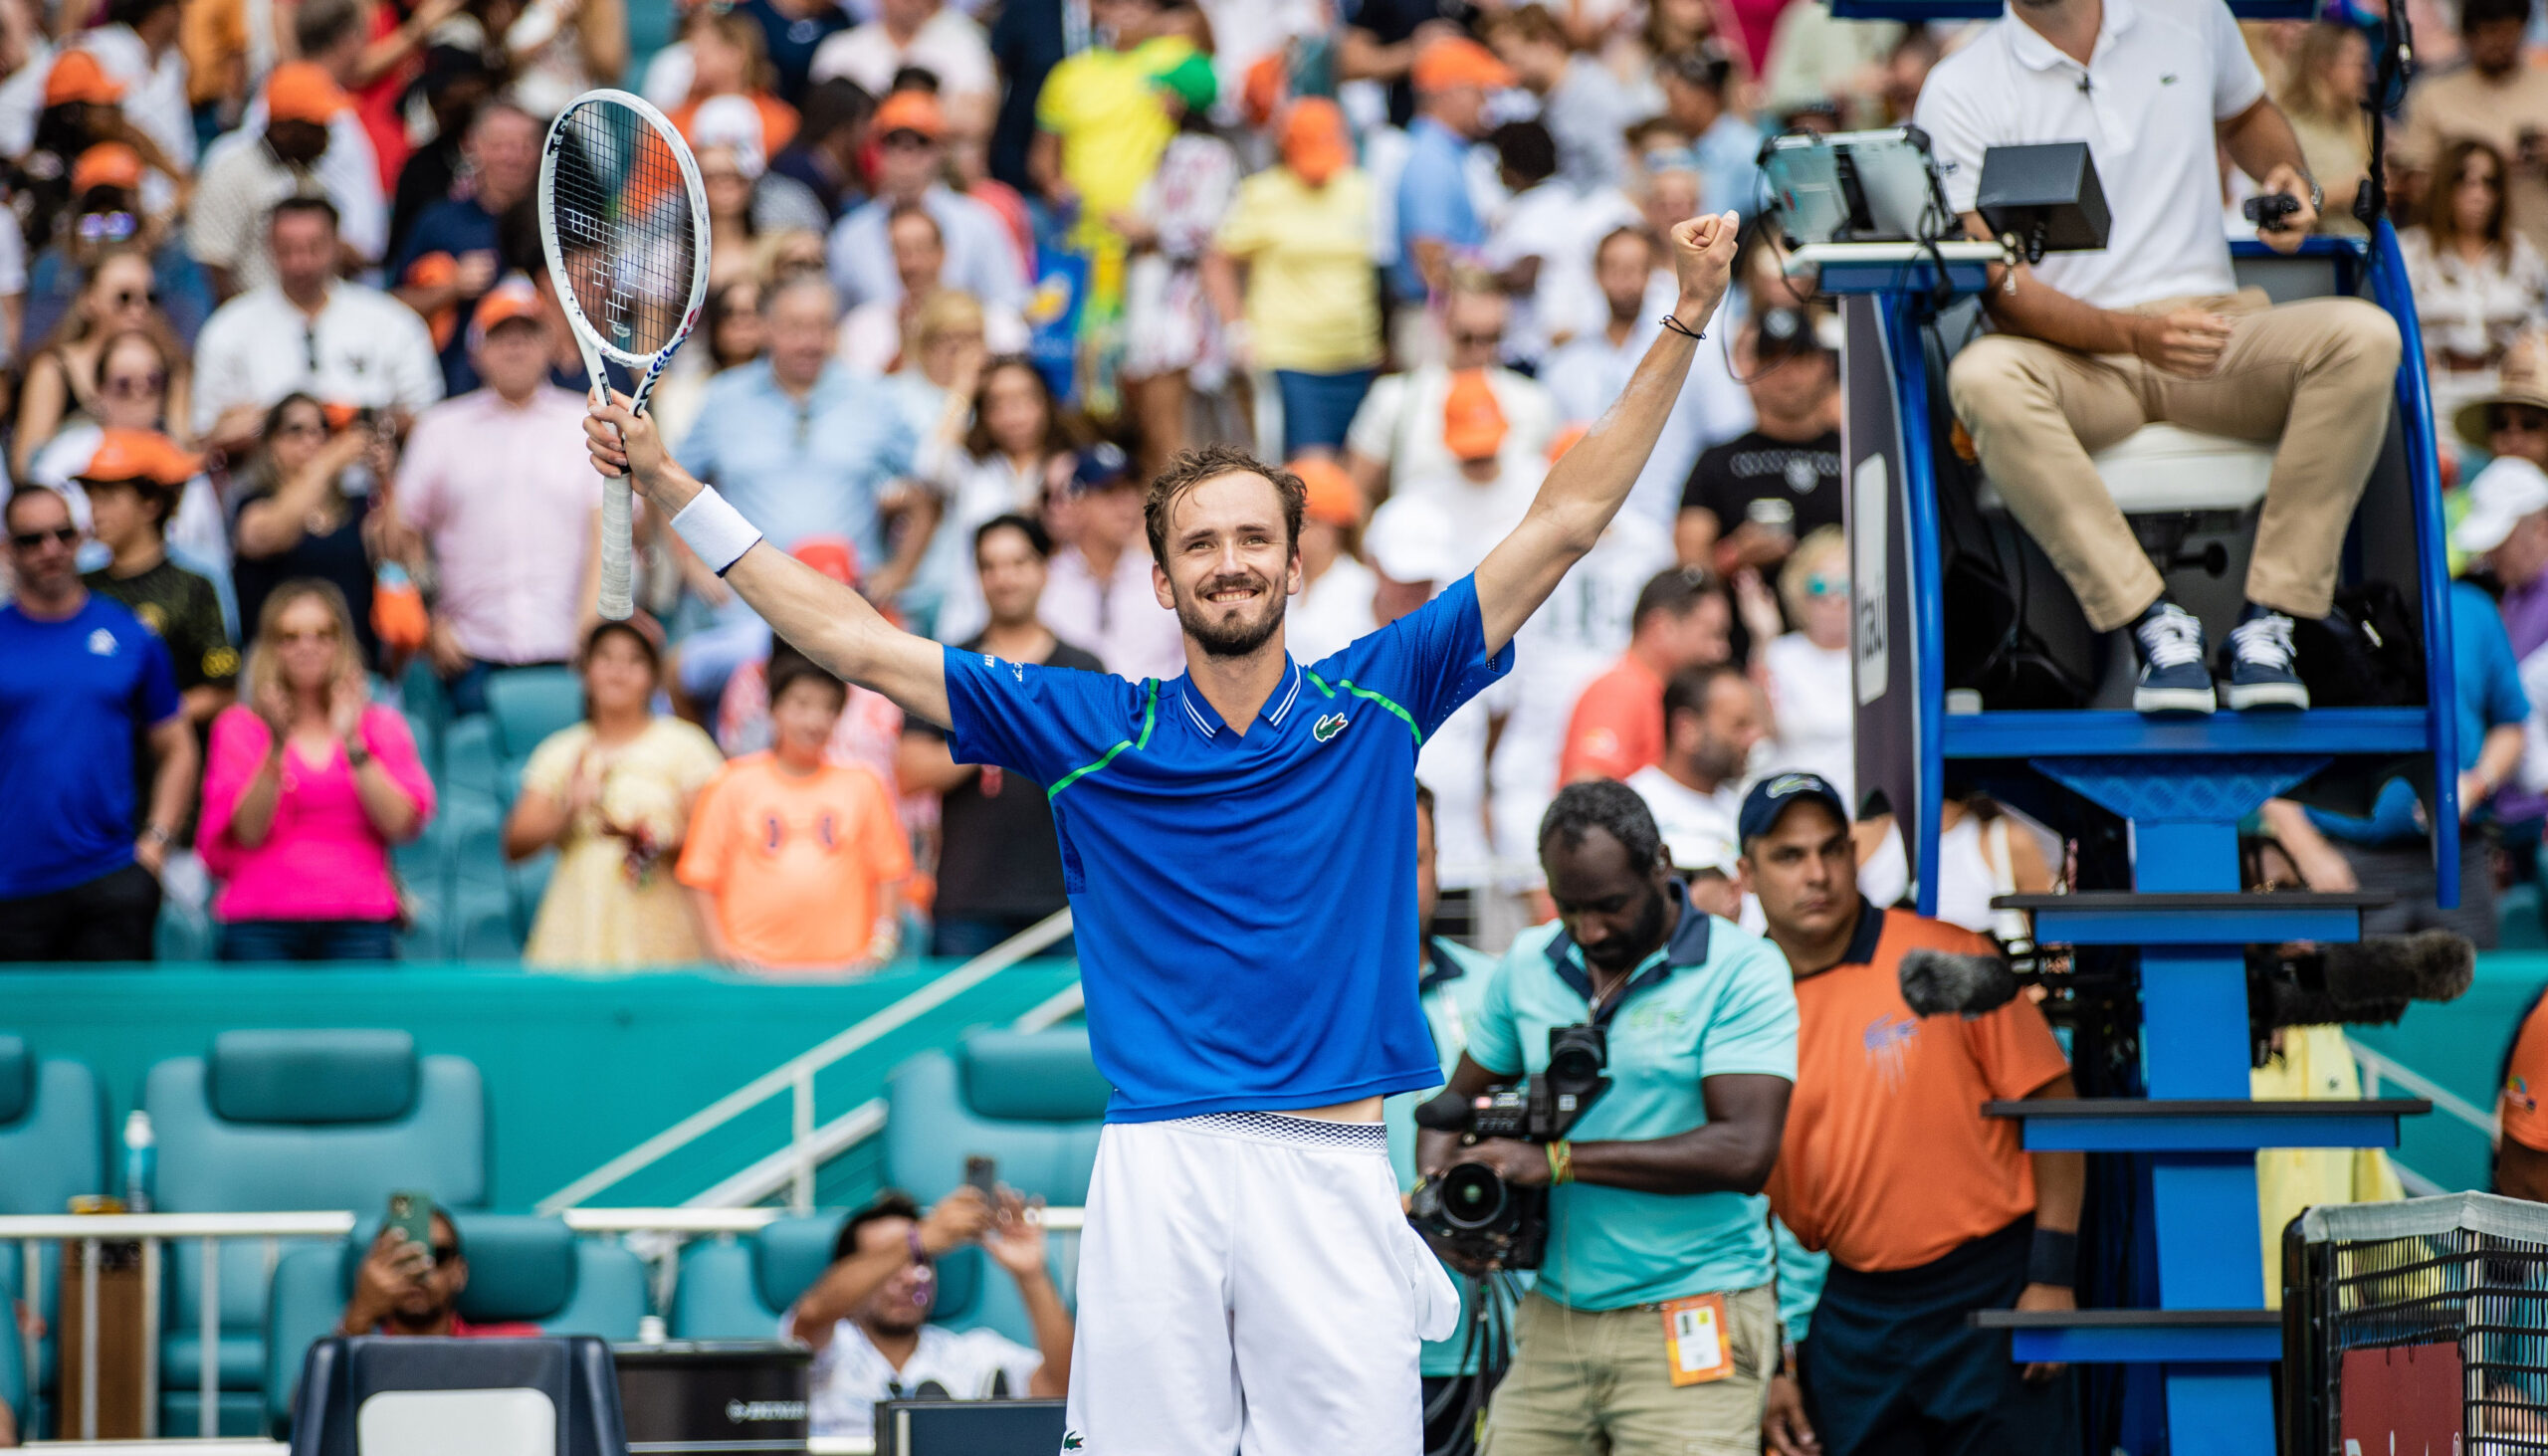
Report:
1417,780,1797,1454
1740,772,2080,1456
1918,0,2401,714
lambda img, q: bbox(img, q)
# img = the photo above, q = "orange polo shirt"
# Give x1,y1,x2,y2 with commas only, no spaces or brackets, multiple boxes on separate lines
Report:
1765,906,2072,1273
1558,655,1665,784
2502,991,2548,1152
677,755,911,970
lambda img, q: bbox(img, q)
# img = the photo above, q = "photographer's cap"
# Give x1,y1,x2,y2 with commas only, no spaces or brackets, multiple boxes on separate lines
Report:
1738,771,1849,847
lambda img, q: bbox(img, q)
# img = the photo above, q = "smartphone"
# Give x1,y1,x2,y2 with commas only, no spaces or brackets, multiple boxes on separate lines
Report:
385,1190,436,1264
964,1155,998,1202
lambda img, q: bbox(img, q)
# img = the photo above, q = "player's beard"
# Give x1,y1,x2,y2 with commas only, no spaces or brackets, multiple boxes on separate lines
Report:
1175,569,1287,659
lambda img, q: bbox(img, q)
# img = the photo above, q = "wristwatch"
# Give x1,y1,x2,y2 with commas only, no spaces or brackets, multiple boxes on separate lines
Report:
2304,176,2324,216
345,739,374,769
139,824,172,848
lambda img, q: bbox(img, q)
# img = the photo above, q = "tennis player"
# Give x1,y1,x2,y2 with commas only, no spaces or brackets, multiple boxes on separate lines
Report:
585,209,1741,1456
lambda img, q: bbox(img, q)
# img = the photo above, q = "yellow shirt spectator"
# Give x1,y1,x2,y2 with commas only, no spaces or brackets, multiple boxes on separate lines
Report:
1036,36,1191,252
1212,165,1383,374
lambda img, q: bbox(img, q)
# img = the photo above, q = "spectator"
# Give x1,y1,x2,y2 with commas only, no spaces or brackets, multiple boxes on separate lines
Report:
1626,662,1767,901
672,11,801,154
1546,216,1756,534
839,207,1027,375
913,355,1073,642
76,430,235,735
1922,0,2402,715
1678,308,1842,576
734,0,854,106
1759,526,1854,797
2398,0,2548,256
1656,47,1764,222
2400,140,2548,430
698,94,836,250
1345,280,1559,501
1203,98,1383,457
783,1188,1072,1441
386,45,495,261
1028,0,1188,268
507,617,727,968
198,578,430,960
190,196,442,450
254,0,386,264
1558,565,1733,783
1119,52,1235,483
335,1208,539,1339
679,652,914,972
768,77,876,223
1482,119,1612,373
21,143,210,354
900,516,1100,955
2274,22,2372,239
391,100,540,396
1486,4,1636,192
186,62,340,302
827,90,1027,314
652,276,768,450
1419,781,1797,1454
1391,38,1509,324
229,393,392,669
504,0,630,120
392,279,600,717
671,272,918,705
1742,771,2081,1456
719,630,908,802
1284,455,1378,663
78,0,192,180
2498,981,2548,1201
0,484,195,961
2262,567,2532,943
700,137,766,291
14,245,189,480
810,0,994,114
1040,443,1185,681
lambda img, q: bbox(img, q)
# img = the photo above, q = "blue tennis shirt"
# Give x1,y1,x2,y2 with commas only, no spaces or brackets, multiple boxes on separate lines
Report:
945,574,1515,1122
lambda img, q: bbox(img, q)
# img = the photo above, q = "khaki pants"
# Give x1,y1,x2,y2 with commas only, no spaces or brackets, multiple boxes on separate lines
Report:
1482,1285,1779,1456
1946,290,2402,633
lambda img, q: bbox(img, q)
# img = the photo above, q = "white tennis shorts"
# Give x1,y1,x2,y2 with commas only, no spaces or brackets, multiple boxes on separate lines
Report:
1063,1112,1460,1456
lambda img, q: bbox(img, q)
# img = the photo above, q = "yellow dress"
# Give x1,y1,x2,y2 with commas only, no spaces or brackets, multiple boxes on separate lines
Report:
521,717,729,969
2253,1024,2407,1307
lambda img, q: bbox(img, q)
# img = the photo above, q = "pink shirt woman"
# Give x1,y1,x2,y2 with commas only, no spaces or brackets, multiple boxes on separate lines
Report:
199,580,433,960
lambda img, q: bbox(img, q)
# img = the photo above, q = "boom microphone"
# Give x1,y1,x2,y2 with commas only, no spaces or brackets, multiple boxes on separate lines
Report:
2256,929,2473,1032
1900,946,2021,1019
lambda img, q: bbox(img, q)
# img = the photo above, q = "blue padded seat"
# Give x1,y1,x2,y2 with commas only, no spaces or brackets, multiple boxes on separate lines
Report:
0,1035,106,1434
147,1031,486,1435
485,668,584,763
884,1029,1110,1207
287,1335,629,1456
265,1215,646,1429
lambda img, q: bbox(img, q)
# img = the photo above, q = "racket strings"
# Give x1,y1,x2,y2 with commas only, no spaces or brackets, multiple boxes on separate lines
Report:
548,102,698,358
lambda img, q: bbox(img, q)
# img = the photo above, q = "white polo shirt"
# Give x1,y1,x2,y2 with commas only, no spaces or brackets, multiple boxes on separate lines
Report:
799,1318,1043,1439
188,282,445,435
1913,0,2265,310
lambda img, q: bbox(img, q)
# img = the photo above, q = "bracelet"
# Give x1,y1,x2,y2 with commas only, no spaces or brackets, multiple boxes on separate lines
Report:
2026,1226,2078,1288
671,485,764,577
1658,313,1707,341
1547,1140,1575,1185
907,1224,932,1265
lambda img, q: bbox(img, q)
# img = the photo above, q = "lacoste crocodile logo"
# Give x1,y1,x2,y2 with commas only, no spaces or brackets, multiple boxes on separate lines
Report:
1314,713,1349,742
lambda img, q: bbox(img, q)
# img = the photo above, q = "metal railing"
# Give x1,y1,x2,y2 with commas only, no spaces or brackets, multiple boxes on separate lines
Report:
2350,1035,2501,1196
535,910,1075,1216
1,1212,357,1441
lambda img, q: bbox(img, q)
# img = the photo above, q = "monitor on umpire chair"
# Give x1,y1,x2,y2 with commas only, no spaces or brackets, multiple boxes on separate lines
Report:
288,1336,630,1456
871,1396,1068,1455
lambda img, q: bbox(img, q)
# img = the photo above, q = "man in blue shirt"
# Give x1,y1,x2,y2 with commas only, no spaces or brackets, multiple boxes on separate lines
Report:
1418,779,1798,1454
390,101,540,397
0,486,197,961
587,207,1741,1456
670,273,921,705
1393,38,1509,307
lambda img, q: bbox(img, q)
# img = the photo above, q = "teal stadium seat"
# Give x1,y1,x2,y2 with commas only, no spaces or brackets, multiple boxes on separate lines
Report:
485,668,584,764
0,1254,21,1435
264,1213,646,1429
146,1030,486,1435
0,1036,106,1437
669,1213,1001,1343
441,717,502,803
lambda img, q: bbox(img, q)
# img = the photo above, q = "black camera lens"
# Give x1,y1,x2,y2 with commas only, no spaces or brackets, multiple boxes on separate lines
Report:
1546,1025,1606,1088
1437,1162,1511,1232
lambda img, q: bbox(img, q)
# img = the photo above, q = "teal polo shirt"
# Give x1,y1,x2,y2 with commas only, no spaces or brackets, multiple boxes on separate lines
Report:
1467,886,1800,1311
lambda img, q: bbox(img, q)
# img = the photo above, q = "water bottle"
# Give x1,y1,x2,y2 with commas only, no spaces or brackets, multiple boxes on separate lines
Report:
122,1110,154,1213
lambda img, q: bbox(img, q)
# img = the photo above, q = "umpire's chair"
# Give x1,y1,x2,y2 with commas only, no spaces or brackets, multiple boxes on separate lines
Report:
287,1336,627,1456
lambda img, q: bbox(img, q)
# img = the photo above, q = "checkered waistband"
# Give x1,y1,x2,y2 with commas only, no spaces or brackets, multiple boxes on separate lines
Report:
1171,1111,1389,1151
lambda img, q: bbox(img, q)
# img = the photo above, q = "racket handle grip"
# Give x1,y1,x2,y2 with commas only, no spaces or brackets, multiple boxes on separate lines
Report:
597,476,635,621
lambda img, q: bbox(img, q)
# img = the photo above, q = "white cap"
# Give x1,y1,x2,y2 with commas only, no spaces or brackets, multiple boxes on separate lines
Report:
690,96,766,181
1366,494,1464,586
2452,455,2548,555
1663,822,1741,879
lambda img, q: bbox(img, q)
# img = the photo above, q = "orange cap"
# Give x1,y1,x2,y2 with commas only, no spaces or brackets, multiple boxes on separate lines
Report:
792,535,862,587
1442,370,1508,462
80,428,202,488
265,62,350,125
44,51,124,107
873,90,944,140
1290,455,1361,527
70,141,142,194
467,273,545,350
1412,36,1515,94
1279,98,1350,186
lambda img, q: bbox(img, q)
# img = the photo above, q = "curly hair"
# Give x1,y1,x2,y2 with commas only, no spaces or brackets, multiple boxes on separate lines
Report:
1141,443,1307,570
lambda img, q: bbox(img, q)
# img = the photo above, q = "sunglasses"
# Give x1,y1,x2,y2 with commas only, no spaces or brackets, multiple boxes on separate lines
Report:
105,369,165,398
428,1244,461,1262
1805,574,1844,597
108,286,157,309
77,211,138,245
11,524,77,548
1451,329,1504,348
2492,407,2548,433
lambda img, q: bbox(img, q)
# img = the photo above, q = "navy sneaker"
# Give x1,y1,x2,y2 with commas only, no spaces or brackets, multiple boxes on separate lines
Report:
2130,598,2217,715
2225,604,2309,711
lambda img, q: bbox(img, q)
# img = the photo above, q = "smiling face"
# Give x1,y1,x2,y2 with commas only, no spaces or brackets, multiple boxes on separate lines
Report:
1152,471,1302,660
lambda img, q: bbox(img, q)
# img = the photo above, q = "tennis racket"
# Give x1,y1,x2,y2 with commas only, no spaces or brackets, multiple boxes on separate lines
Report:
537,89,711,621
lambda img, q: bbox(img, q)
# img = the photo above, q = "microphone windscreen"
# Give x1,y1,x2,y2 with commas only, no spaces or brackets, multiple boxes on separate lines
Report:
1900,946,2018,1018
2324,932,2474,1009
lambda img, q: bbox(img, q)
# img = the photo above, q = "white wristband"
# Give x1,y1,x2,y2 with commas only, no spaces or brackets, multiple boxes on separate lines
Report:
671,486,763,577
